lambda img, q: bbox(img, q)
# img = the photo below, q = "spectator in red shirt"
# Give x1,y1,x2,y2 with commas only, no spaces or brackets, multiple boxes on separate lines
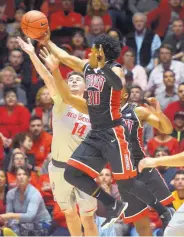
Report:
147,130,180,156
28,116,52,168
0,87,30,143
0,139,3,168
164,82,184,125
32,86,53,134
50,0,83,31
147,0,184,38
70,29,90,59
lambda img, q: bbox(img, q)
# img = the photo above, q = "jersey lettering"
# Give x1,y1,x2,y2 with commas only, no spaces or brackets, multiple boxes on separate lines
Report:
71,122,87,137
124,119,133,134
87,91,100,105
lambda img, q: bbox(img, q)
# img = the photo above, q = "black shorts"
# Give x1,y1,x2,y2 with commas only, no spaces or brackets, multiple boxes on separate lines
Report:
68,125,137,180
121,168,174,224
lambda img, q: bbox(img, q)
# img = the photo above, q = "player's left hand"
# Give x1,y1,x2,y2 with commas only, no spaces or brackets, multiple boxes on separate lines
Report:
17,37,35,56
144,97,162,115
138,158,157,172
39,47,59,72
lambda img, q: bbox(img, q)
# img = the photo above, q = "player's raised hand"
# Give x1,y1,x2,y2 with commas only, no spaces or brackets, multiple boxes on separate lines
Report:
144,97,162,115
88,44,98,69
97,44,105,68
37,27,51,45
39,47,59,72
17,37,35,55
138,158,157,173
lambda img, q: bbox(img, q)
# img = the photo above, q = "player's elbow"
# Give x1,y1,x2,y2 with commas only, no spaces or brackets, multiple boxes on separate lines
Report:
159,124,173,135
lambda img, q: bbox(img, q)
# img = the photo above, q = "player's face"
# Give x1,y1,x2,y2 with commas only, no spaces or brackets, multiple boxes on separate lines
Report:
40,88,52,105
16,169,29,187
14,154,25,168
29,120,43,137
5,92,17,107
163,71,175,87
0,171,6,188
178,85,184,102
98,168,112,186
133,15,146,32
68,75,85,95
23,136,33,151
129,88,142,103
174,174,184,190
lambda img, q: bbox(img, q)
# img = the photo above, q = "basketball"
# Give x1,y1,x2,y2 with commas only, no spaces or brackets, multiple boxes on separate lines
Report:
21,10,48,39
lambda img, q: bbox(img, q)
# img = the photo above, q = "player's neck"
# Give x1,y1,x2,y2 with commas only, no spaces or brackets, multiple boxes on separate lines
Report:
72,92,83,98
177,190,184,200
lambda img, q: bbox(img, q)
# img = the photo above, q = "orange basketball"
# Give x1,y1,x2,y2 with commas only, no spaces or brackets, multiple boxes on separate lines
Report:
21,10,48,39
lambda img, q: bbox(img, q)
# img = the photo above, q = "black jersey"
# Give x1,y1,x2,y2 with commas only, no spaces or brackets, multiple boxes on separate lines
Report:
121,103,146,162
83,61,122,130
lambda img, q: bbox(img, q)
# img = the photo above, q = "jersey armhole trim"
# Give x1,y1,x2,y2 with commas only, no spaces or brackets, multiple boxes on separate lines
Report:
133,106,144,128
83,63,89,78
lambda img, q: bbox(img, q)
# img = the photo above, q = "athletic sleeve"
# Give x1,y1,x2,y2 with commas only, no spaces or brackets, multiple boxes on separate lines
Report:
51,93,67,119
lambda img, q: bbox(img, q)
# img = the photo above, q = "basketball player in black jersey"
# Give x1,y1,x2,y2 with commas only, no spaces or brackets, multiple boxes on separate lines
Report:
121,86,175,234
40,32,175,228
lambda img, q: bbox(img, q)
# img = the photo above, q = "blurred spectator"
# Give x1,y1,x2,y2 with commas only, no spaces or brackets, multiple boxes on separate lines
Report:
172,170,184,210
171,111,184,144
0,66,27,106
146,44,184,97
50,0,82,31
156,70,179,110
128,85,154,147
147,130,180,156
147,0,184,38
0,139,3,168
0,87,30,143
0,170,8,214
70,29,90,59
7,151,38,189
3,132,35,172
154,146,178,192
163,19,184,61
0,20,8,67
128,0,159,14
164,82,184,125
84,0,112,33
1,167,51,236
23,0,48,16
96,168,129,236
6,8,25,35
122,48,148,91
106,28,128,64
180,138,184,152
86,16,105,46
32,86,53,134
126,12,161,72
0,0,15,20
28,116,52,168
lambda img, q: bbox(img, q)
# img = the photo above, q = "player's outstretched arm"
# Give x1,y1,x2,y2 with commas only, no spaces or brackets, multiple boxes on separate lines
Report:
138,152,184,172
39,48,88,115
135,98,173,134
17,37,58,98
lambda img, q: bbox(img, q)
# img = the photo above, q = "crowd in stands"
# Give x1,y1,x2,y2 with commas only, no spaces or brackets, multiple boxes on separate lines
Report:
0,0,184,236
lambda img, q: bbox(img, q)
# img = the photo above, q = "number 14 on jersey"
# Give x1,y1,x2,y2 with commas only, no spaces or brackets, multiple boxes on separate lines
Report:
72,122,87,137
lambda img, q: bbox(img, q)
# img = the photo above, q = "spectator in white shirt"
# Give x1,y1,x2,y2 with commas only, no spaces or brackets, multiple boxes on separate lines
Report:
146,44,184,97
122,48,147,91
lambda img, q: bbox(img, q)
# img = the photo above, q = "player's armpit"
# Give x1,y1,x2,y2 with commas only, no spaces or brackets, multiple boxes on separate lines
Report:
69,95,89,115
47,41,86,72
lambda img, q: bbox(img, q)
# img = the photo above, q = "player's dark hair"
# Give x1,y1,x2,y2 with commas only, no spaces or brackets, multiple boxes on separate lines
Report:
3,87,17,98
67,71,84,81
106,28,123,46
154,146,170,156
124,85,131,101
94,33,121,61
174,170,184,179
29,115,42,124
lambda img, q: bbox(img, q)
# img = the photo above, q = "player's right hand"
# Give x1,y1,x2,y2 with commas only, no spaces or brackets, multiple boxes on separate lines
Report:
138,158,157,172
37,27,51,45
39,47,59,72
17,37,35,56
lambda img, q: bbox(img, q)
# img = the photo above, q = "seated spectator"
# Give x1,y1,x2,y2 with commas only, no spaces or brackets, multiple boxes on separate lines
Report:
86,16,105,46
32,86,53,134
156,70,179,110
126,12,161,72
50,0,82,31
0,66,27,106
147,0,184,39
128,0,159,14
128,85,154,147
172,170,184,210
0,88,30,143
7,151,38,189
106,28,129,64
147,130,180,156
0,170,8,214
70,29,90,59
84,0,112,33
171,112,184,144
96,168,129,236
0,0,15,20
164,82,184,125
163,19,184,61
122,48,147,91
22,0,48,16
146,44,184,97
0,167,51,236
0,20,8,69
28,116,52,168
154,146,178,192
6,8,25,35
3,132,35,172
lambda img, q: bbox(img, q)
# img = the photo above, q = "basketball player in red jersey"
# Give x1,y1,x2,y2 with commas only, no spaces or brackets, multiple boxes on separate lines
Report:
39,31,175,228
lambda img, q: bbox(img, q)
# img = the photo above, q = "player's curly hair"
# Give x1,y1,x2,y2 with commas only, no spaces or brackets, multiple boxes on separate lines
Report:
94,34,121,61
